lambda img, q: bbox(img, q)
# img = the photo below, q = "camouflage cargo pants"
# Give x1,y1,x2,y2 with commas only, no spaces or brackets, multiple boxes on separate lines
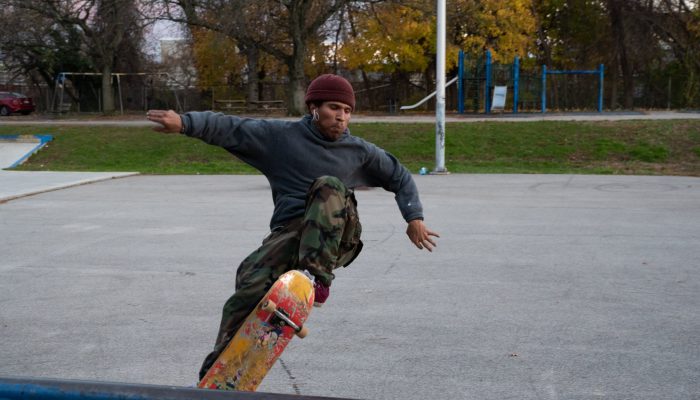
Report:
199,176,363,379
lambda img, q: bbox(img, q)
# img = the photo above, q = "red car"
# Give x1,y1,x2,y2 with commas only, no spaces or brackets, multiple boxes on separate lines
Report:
0,92,36,116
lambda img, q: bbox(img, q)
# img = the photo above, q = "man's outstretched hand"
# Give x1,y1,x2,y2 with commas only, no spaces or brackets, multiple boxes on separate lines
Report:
146,109,182,134
406,219,440,252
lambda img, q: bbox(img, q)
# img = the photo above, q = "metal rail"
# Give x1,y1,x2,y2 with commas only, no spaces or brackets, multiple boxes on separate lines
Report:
398,76,459,111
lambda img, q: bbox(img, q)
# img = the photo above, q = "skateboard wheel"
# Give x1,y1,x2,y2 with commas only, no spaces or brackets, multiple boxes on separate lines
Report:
261,300,277,313
296,325,309,339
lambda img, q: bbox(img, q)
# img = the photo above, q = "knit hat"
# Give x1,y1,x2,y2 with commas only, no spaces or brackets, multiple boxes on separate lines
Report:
304,74,355,110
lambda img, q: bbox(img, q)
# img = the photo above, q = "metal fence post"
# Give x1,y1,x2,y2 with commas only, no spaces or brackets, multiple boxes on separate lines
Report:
484,50,492,114
598,64,605,113
458,50,465,114
541,65,547,113
513,56,520,114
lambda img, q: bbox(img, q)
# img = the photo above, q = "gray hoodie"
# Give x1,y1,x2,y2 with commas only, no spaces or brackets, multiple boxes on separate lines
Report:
181,112,423,228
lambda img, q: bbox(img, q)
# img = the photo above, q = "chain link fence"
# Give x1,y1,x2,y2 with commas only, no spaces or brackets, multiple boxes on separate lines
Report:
2,65,698,115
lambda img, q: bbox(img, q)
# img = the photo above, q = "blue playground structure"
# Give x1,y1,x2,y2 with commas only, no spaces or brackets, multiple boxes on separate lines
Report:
457,50,605,114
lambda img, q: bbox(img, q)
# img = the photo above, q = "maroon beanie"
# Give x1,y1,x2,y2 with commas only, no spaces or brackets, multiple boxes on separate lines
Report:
304,74,356,110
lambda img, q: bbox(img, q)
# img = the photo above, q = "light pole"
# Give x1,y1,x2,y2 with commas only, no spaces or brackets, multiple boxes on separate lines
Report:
434,0,448,174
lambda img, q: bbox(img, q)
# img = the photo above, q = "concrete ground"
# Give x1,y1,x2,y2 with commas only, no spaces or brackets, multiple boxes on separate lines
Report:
1,172,699,400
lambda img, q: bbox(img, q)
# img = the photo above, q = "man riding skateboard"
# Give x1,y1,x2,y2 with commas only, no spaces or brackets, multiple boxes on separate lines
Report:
146,74,440,382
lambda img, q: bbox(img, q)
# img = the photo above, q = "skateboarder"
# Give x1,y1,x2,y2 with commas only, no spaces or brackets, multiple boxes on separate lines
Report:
146,74,439,381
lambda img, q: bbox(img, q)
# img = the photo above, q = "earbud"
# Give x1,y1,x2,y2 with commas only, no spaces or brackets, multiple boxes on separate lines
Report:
313,110,319,121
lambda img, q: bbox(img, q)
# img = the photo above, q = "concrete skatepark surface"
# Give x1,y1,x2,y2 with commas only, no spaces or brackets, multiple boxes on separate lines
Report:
0,141,39,169
1,172,698,399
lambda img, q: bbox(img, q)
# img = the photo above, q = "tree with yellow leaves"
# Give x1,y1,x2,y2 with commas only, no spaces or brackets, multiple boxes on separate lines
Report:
339,2,459,107
341,1,536,68
450,0,537,63
191,29,245,98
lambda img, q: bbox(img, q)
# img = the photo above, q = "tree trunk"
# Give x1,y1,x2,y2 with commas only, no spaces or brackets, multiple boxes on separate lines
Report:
285,2,309,116
361,70,375,111
101,65,115,113
607,0,635,109
286,18,307,116
243,45,260,103
287,54,307,116
609,62,620,110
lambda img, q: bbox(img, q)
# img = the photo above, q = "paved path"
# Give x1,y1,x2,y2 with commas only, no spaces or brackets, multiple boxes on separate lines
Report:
1,173,698,400
0,110,699,127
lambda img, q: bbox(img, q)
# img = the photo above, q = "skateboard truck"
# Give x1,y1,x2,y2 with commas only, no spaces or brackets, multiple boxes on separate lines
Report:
261,300,309,338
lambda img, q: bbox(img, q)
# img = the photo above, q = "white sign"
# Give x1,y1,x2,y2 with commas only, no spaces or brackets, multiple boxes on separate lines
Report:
491,86,508,111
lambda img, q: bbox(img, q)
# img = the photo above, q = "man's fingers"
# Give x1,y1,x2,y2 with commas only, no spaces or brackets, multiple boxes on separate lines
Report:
147,109,167,117
421,235,436,251
413,235,436,252
147,110,171,124
406,221,439,252
147,110,181,134
427,229,440,238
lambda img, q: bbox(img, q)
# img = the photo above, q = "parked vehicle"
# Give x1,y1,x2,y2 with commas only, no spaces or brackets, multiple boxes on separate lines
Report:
0,92,36,116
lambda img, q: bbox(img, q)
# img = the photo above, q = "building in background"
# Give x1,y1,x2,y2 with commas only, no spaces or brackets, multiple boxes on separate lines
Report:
159,38,197,90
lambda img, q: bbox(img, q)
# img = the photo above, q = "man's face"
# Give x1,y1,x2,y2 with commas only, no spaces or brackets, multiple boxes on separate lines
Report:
311,101,352,141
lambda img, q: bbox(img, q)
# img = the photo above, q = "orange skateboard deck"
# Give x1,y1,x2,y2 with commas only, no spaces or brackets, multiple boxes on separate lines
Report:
198,270,315,391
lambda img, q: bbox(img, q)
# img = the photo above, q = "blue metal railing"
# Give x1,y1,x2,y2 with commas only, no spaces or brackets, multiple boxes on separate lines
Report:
541,64,605,113
457,50,604,114
0,376,349,400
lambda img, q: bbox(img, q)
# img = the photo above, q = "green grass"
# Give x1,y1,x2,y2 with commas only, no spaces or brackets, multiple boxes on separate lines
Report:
2,125,258,174
351,120,700,175
3,119,700,176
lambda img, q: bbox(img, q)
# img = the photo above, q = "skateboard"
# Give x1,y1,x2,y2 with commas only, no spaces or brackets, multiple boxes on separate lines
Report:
198,270,315,391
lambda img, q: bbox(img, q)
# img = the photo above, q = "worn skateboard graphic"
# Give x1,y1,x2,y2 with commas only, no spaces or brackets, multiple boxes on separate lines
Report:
198,270,315,391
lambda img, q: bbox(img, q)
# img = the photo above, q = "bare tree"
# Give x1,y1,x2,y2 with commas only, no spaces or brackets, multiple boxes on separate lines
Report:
605,0,636,109
646,0,700,106
153,0,382,115
3,0,147,113
533,0,699,109
0,3,88,97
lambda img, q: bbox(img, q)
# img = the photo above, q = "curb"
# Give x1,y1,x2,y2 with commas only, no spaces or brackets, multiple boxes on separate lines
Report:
0,171,140,204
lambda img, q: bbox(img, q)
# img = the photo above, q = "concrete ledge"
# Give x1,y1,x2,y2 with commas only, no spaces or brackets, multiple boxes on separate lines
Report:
0,376,352,400
0,171,139,203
